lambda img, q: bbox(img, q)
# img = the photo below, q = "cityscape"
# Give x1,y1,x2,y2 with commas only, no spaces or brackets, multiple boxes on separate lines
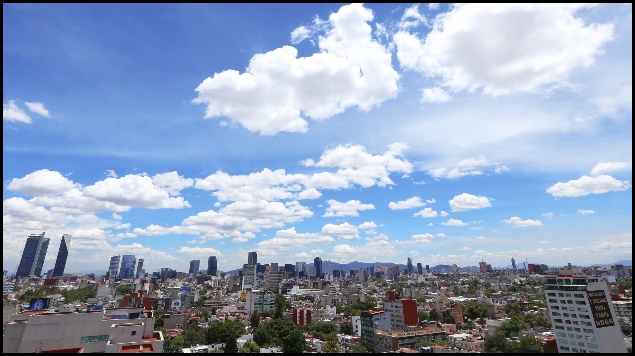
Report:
3,3,632,354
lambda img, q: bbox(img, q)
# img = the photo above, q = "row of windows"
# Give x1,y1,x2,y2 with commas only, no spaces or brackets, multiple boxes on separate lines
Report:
80,335,109,343
553,319,593,327
548,292,587,298
557,339,599,348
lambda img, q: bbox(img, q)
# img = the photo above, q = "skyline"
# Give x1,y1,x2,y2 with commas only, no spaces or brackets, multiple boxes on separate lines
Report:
3,4,632,274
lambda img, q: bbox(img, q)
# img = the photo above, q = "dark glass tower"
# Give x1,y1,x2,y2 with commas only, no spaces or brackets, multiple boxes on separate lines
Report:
52,234,71,277
248,251,257,265
119,255,136,279
314,256,322,278
16,232,49,278
208,256,217,276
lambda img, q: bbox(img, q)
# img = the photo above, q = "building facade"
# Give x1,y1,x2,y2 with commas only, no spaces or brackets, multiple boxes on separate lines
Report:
248,251,258,265
545,265,627,353
108,256,121,279
51,234,70,278
119,255,136,279
314,257,323,278
16,232,50,278
208,256,217,276
189,259,200,275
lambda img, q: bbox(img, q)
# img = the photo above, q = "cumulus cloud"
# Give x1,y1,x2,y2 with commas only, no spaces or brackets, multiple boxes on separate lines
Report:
542,212,553,218
502,216,543,227
441,218,468,226
546,175,631,197
321,222,360,240
398,4,428,30
3,100,32,123
177,246,224,257
331,240,400,263
578,209,595,215
428,155,491,179
290,25,311,44
105,170,118,178
590,162,630,176
449,193,492,212
388,196,426,210
358,221,377,230
323,199,375,217
112,213,122,220
422,87,451,103
7,169,80,197
440,211,449,217
192,3,399,135
494,165,509,173
296,188,321,200
152,171,194,196
413,208,438,218
394,4,614,97
257,227,334,253
24,101,51,117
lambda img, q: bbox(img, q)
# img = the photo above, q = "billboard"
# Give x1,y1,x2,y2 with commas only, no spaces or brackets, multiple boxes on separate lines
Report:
587,290,614,328
171,299,181,311
28,297,51,311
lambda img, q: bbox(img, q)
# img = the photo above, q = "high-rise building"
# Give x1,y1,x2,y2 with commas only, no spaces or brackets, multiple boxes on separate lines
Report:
135,258,144,278
208,256,218,276
284,263,295,277
242,264,257,290
248,252,258,265
108,256,121,279
295,262,306,278
511,257,516,271
451,264,458,273
425,265,429,273
189,260,200,275
545,265,627,353
407,257,413,274
417,263,423,275
119,255,136,279
314,257,323,278
16,232,50,278
479,261,488,273
52,234,71,277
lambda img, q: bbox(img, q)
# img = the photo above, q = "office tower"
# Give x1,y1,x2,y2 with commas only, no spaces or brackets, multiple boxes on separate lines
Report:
248,251,258,265
296,262,306,278
208,256,218,276
119,255,136,279
242,264,257,290
545,265,626,353
270,262,279,272
368,265,375,276
52,234,71,277
511,257,516,271
189,259,201,275
479,261,487,273
135,258,144,278
407,257,413,274
16,232,50,278
109,256,121,279
284,263,295,277
417,263,423,275
314,257,323,278
452,264,458,273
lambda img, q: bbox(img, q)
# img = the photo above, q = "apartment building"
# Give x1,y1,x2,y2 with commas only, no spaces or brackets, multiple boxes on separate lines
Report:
245,290,276,315
545,265,627,353
383,291,418,330
374,328,447,352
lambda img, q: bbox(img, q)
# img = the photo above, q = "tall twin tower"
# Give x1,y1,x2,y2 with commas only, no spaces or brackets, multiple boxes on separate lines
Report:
16,232,70,278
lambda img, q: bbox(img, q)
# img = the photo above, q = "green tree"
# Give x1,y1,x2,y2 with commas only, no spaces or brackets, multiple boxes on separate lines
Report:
250,312,261,329
415,296,427,303
622,326,632,336
445,315,456,324
224,334,239,354
340,323,354,335
518,334,543,353
274,294,290,319
484,331,507,353
321,332,340,353
463,300,488,320
115,284,133,295
505,301,522,316
418,310,430,322
239,340,261,353
206,319,245,344
253,319,295,347
351,344,368,353
462,320,476,330
429,309,439,321
170,334,188,351
154,310,164,329
282,330,306,353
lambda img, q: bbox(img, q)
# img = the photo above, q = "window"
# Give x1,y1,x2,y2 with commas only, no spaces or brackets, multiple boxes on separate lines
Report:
578,342,585,346
552,312,561,316
568,333,576,338
585,336,596,341
131,331,137,336
565,293,572,297
574,294,584,298
563,313,570,317
565,320,572,324
553,319,563,323
566,327,573,331
578,307,588,312
574,328,581,332
560,346,570,351
576,301,586,305
558,339,568,345
559,300,567,304
573,321,579,325
583,328,594,333
587,343,598,349
569,307,576,311
552,306,560,310
567,300,574,304
571,314,577,318
558,293,565,297
576,335,582,339
580,314,590,319
581,321,592,327
547,293,556,297
549,299,558,303
555,326,564,330
556,332,566,337
572,348,578,352
80,335,109,343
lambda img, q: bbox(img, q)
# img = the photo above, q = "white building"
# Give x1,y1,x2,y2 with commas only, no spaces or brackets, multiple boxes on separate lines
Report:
242,264,256,291
351,316,362,336
545,265,627,353
245,290,276,315
3,307,163,353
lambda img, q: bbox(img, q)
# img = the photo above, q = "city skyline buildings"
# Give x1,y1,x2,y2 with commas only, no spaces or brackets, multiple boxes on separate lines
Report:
208,256,217,276
119,255,136,279
15,232,49,278
2,4,631,274
189,259,200,275
51,234,70,277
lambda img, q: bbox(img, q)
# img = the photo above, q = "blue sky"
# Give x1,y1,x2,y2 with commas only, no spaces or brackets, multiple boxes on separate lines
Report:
3,3,632,274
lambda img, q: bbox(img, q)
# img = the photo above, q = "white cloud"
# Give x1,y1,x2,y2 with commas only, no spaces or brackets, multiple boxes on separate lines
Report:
426,198,436,203
413,208,438,218
428,3,439,10
436,233,446,237
578,209,595,215
290,25,311,44
457,247,471,251
394,4,614,97
427,223,433,226
152,171,194,196
112,213,122,220
494,165,509,173
3,100,32,123
257,227,334,253
440,211,449,217
590,162,630,176
422,87,451,103
398,4,428,30
24,101,51,117
449,193,492,212
296,188,321,200
542,212,553,218
388,196,426,210
220,199,312,223
178,246,224,257
358,221,377,230
330,240,400,263
321,222,360,240
441,218,468,226
7,169,79,197
546,175,631,197
428,155,490,179
323,199,375,217
105,170,118,178
83,174,191,209
502,216,543,227
192,3,399,135
538,240,548,244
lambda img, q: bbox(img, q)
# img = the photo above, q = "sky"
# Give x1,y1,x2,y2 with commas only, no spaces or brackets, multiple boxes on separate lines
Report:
3,3,632,275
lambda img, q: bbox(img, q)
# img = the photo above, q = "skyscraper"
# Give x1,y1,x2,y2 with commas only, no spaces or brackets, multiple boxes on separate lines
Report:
135,258,144,278
108,255,121,279
52,234,71,277
189,260,201,275
16,232,50,278
119,255,136,279
407,257,413,274
208,256,218,276
417,263,423,274
511,257,516,271
296,262,306,278
314,257,323,278
248,251,258,265
479,261,488,273
426,264,429,273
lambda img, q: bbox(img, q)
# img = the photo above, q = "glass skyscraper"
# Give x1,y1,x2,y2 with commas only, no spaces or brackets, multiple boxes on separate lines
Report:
207,256,217,276
108,255,121,279
119,255,136,279
314,256,323,278
16,232,50,278
52,234,71,277
248,251,257,265
189,259,201,275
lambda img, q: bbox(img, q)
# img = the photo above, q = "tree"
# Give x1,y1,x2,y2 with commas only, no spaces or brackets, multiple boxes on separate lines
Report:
429,309,439,321
253,319,295,348
206,319,245,344
115,284,133,295
445,315,456,324
622,326,632,336
340,323,354,335
484,331,507,353
282,330,306,353
250,312,261,329
505,301,522,317
418,310,430,322
415,296,427,303
463,300,488,320
322,332,340,353
170,334,187,351
351,344,368,353
462,320,476,330
274,294,290,319
518,334,543,353
224,334,239,354
239,340,261,353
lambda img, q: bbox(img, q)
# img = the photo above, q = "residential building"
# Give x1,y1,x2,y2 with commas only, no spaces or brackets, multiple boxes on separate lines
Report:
374,328,447,353
119,255,136,279
383,291,418,330
246,290,276,315
264,270,285,293
189,260,200,275
16,232,50,278
135,258,144,278
51,234,70,278
208,256,218,276
545,264,627,353
361,308,391,346
242,264,257,290
108,256,121,279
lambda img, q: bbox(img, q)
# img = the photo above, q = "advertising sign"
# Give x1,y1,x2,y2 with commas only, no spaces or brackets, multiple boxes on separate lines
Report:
587,290,614,328
28,297,51,311
171,299,181,311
